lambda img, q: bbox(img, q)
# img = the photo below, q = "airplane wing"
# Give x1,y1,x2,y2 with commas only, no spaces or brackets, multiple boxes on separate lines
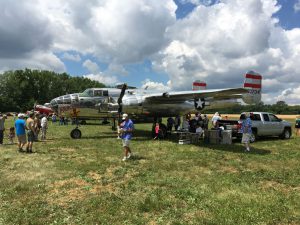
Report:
144,88,248,103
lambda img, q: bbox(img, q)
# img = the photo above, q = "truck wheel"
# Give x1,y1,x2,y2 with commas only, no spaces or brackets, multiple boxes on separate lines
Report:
281,128,291,139
70,128,82,139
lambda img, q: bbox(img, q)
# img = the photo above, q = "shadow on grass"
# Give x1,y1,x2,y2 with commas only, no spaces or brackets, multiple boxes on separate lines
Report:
165,133,272,155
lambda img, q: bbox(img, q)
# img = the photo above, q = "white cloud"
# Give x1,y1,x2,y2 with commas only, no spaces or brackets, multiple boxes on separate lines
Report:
82,59,99,74
83,73,119,85
151,0,300,104
1,0,300,104
294,0,300,12
62,52,81,62
141,79,171,92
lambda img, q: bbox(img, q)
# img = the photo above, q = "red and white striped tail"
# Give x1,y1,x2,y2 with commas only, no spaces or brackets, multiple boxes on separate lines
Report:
242,71,262,104
192,80,207,90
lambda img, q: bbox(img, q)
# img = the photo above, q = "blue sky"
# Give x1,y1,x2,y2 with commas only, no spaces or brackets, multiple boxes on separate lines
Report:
1,0,300,104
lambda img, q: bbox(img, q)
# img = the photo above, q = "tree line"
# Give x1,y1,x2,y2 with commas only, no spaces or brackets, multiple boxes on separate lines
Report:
1,69,299,114
0,69,105,112
202,101,300,115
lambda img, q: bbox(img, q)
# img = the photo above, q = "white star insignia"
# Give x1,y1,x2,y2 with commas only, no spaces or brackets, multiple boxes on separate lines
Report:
196,98,203,108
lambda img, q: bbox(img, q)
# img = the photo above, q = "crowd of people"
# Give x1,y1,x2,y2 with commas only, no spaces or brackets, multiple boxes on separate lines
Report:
0,112,48,153
3,110,300,158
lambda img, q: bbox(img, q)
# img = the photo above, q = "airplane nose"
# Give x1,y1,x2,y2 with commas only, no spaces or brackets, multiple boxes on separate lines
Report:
50,99,58,111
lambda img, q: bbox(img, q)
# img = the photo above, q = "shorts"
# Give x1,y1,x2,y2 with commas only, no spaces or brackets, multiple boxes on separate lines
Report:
241,133,251,144
17,134,27,144
295,123,300,128
122,139,130,147
27,130,35,142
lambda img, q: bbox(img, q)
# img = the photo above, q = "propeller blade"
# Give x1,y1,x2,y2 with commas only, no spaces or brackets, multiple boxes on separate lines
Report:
118,83,127,113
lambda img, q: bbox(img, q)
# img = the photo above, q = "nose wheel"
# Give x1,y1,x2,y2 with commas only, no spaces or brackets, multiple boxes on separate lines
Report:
70,128,82,139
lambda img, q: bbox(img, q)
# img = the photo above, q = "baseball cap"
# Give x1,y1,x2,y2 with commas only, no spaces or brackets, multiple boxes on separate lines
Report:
122,113,128,120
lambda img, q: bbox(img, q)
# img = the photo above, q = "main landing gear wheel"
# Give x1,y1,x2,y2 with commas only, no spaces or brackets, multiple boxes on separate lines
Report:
70,128,82,139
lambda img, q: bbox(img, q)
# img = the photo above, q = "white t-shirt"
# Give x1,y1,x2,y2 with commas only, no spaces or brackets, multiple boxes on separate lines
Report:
41,117,48,128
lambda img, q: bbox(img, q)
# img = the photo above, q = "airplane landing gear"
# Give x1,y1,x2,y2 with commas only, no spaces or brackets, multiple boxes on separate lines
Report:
70,128,82,139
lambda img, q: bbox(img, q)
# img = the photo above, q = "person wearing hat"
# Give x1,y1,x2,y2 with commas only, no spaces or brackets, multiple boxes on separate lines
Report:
119,113,134,161
0,113,7,144
14,114,27,151
241,112,252,152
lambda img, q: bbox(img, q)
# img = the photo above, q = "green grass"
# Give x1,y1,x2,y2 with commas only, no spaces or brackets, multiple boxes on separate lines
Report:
0,118,299,225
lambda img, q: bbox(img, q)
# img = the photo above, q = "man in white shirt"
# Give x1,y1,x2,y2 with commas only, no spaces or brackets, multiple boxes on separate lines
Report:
41,115,48,140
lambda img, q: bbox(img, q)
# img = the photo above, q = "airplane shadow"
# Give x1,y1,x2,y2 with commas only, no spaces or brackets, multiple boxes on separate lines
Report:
166,133,271,155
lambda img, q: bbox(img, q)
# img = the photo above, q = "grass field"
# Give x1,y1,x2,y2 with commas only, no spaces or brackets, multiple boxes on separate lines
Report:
0,117,299,225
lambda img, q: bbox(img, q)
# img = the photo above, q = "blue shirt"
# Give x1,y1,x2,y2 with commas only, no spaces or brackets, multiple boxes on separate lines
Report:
15,119,26,135
121,119,134,140
241,118,252,134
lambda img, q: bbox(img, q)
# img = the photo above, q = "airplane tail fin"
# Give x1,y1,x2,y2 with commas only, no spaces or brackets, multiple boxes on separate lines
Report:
192,80,206,90
242,71,262,104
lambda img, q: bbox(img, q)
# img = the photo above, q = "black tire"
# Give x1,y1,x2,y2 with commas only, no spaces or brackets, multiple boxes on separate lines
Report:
281,128,291,139
70,128,82,139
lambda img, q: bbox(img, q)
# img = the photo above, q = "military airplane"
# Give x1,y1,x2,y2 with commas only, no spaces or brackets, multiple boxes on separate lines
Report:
49,71,262,138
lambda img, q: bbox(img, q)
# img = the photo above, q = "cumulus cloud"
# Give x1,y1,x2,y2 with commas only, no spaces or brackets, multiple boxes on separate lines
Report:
62,52,81,62
151,0,300,105
83,59,100,74
83,73,119,85
295,0,300,12
1,0,300,104
141,79,171,92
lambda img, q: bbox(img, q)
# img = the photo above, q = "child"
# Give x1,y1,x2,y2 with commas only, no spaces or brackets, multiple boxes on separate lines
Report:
154,123,160,140
8,127,15,144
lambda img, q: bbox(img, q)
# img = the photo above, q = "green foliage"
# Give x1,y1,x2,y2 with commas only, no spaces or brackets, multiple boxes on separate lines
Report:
202,101,300,115
0,69,105,112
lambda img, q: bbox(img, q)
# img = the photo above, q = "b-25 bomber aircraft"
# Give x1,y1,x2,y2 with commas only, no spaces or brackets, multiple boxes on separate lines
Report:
49,71,262,138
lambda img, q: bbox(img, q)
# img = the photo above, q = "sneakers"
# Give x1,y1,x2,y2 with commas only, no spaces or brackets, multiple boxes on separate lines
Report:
245,148,250,152
122,153,132,161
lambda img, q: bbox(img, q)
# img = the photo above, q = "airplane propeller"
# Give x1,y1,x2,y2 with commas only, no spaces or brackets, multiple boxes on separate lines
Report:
118,83,127,114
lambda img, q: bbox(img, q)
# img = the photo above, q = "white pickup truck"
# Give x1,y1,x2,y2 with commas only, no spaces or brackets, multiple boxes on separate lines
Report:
218,112,292,142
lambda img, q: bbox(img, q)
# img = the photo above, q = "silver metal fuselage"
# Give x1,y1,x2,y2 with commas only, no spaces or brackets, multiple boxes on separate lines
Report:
49,88,240,119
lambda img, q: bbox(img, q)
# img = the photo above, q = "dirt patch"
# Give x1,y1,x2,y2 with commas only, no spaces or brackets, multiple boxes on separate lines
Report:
218,166,239,173
259,181,300,194
47,165,138,207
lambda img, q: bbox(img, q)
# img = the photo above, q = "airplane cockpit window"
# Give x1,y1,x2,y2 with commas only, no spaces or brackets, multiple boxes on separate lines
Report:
103,90,108,96
94,90,103,96
80,89,93,97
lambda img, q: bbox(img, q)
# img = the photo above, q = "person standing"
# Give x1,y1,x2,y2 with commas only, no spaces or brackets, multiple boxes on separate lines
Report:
0,113,7,145
41,115,48,140
26,112,35,153
174,115,181,131
211,112,222,128
241,113,252,152
167,117,175,133
203,114,209,130
153,123,160,140
295,116,300,136
15,114,27,152
120,113,134,161
34,112,41,141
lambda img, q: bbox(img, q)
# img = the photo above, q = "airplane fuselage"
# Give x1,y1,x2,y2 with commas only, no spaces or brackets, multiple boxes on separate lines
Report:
49,87,240,119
